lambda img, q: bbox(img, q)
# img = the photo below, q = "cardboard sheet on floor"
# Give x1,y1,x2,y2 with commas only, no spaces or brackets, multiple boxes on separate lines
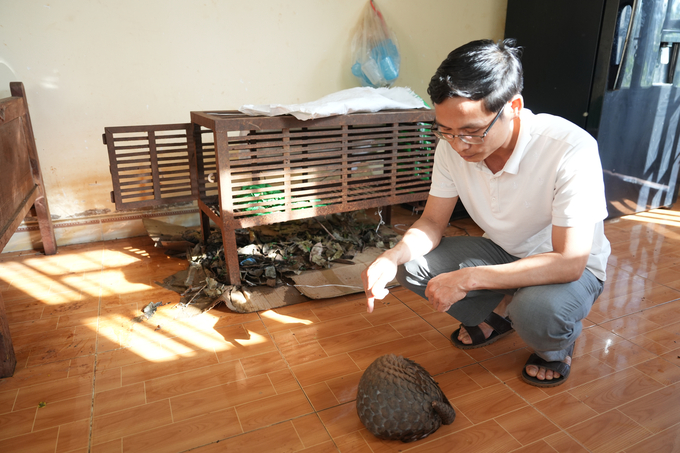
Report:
290,247,398,299
142,218,199,251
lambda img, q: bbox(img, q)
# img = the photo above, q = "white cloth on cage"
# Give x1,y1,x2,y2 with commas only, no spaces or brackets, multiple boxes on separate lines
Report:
239,86,429,121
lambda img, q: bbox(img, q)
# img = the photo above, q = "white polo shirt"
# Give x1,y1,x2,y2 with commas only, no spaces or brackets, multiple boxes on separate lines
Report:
430,108,610,281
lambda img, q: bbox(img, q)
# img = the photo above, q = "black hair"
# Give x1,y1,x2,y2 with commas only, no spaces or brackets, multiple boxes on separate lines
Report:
427,39,523,113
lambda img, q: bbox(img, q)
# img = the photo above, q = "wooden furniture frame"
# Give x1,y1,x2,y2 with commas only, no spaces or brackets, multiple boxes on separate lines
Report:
0,82,57,377
105,109,436,285
190,110,436,284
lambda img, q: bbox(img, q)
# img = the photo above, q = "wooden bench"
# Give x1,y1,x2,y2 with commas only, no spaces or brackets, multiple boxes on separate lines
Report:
0,82,57,377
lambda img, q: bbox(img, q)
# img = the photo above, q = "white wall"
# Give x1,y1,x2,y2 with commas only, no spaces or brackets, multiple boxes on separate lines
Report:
0,0,507,249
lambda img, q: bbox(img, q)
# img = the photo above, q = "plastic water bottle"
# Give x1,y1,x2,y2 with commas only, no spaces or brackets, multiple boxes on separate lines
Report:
371,39,400,82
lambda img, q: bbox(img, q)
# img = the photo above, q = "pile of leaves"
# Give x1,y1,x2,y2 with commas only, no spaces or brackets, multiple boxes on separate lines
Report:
191,211,401,288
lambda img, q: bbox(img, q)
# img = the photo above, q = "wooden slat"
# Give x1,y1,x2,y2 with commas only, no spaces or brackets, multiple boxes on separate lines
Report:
105,123,195,210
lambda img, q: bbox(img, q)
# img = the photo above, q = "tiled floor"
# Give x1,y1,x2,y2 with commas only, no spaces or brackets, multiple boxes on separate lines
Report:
1,206,680,452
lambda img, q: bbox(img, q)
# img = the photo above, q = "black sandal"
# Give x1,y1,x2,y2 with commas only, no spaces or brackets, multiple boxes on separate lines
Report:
450,312,514,350
521,343,574,388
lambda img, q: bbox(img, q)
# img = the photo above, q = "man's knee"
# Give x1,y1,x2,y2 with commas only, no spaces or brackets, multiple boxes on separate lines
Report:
507,286,585,349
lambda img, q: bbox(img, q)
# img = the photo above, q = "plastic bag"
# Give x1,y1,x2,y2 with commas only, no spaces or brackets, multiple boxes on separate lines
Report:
351,0,400,88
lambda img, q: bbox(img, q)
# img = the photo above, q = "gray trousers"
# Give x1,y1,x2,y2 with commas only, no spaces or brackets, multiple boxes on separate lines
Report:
396,236,604,362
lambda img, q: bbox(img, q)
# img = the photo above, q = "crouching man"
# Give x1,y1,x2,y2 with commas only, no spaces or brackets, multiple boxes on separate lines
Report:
361,39,610,387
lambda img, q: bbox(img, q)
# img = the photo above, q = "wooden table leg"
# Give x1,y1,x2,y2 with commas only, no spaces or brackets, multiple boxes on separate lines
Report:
0,291,17,378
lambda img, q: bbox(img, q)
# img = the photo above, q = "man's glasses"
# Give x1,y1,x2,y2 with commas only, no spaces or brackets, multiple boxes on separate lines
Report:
432,106,505,145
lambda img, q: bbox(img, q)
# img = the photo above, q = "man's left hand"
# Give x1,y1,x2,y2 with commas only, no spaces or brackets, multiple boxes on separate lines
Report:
424,269,471,312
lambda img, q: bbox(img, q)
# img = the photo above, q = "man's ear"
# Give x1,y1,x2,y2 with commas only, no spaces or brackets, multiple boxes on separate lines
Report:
510,95,524,117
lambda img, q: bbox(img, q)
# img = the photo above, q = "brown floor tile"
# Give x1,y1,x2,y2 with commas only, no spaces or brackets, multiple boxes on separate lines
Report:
460,363,502,388
567,410,651,453
619,382,680,433
269,368,301,394
599,271,654,303
325,370,362,404
310,298,368,322
600,313,663,340
120,407,242,453
303,382,340,411
0,406,37,440
213,322,279,362
292,354,361,387
363,302,418,326
420,329,454,349
295,440,342,453
280,340,329,366
120,349,218,386
575,325,627,357
143,358,246,402
481,331,528,357
259,308,320,333
192,421,303,453
336,431,373,452
509,440,562,453
449,383,527,424
634,356,680,385
534,392,599,429
292,413,332,448
408,345,476,376
14,373,94,411
495,406,561,446
26,337,97,368
5,305,45,324
503,377,551,404
9,317,59,337
91,438,122,453
170,373,276,422
33,394,92,431
543,431,590,452
94,383,145,416
317,324,403,356
568,367,664,413
407,420,521,452
348,335,437,370
56,419,90,453
94,367,122,394
0,427,59,453
271,329,300,349
590,338,658,371
0,389,18,414
394,292,435,316
418,311,458,331
68,355,96,377
639,298,680,326
235,389,313,432
640,320,680,350
624,424,680,453
478,348,532,382
92,400,172,445
628,333,674,356
388,316,437,337
287,313,373,345
317,401,364,439
239,349,288,376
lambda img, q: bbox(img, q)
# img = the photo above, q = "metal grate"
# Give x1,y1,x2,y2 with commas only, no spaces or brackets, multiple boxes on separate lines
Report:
104,123,199,210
